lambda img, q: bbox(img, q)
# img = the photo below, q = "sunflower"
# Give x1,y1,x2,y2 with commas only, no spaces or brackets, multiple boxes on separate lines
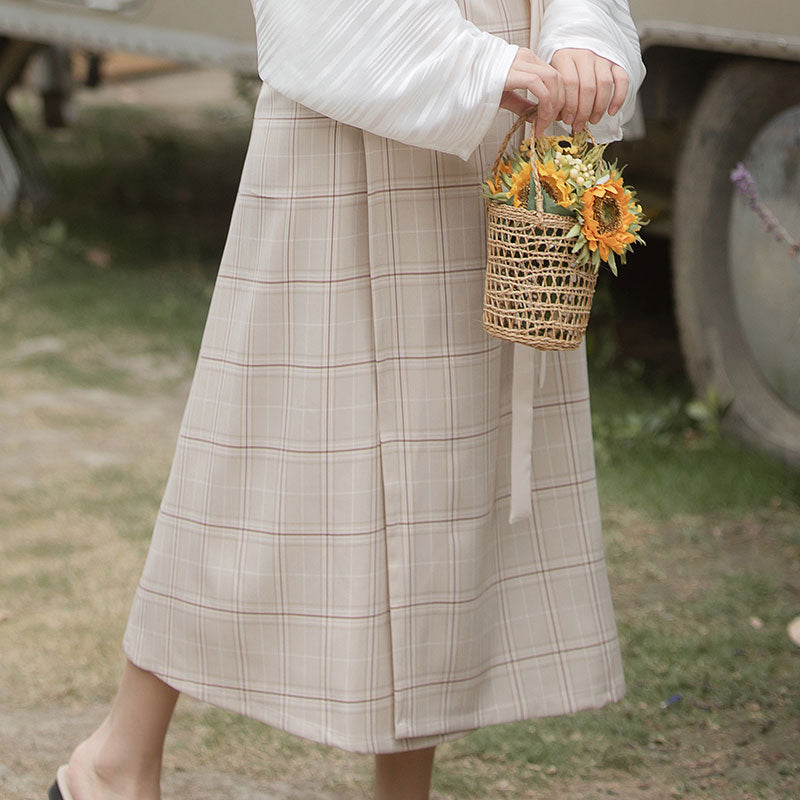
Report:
508,161,533,208
497,159,513,178
536,160,573,208
547,135,579,156
579,175,638,261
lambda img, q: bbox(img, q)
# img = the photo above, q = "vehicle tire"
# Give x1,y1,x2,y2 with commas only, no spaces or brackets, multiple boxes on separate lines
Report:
673,59,800,465
0,126,21,220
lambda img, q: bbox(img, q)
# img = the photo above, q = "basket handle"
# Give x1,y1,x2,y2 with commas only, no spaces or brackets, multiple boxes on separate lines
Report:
490,111,544,224
490,114,598,226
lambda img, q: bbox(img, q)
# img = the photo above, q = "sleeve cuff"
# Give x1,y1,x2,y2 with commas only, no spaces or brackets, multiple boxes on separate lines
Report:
451,38,519,161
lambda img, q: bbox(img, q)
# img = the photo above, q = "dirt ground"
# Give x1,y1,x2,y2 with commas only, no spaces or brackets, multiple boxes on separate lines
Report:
0,705,348,800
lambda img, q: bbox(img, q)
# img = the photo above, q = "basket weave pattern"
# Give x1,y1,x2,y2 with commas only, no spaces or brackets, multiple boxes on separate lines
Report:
482,115,598,351
483,202,598,350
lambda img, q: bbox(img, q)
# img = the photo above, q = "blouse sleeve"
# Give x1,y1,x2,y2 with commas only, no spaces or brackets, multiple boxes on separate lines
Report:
250,0,519,160
536,0,645,142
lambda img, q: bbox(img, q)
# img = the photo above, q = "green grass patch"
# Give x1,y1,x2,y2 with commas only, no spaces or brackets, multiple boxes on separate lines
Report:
78,466,168,541
590,368,800,516
2,467,164,541
1,567,72,597
4,538,80,560
0,220,214,363
1,99,251,366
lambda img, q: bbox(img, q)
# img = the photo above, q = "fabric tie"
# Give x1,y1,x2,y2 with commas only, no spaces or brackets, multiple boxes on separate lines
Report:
509,343,546,525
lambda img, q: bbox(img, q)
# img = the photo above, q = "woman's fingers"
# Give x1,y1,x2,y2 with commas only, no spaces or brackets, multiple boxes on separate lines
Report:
608,64,629,116
499,89,536,117
549,48,631,131
572,52,598,132
503,48,564,135
551,52,579,126
502,47,633,135
526,74,554,136
589,60,614,125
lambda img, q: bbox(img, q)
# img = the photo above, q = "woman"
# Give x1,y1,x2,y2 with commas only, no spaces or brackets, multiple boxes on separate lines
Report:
50,1,644,798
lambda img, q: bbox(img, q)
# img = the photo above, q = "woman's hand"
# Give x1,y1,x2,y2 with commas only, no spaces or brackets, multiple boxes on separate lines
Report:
500,48,565,139
550,48,629,132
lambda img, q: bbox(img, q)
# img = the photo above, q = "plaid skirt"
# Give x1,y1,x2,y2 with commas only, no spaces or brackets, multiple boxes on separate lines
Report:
123,0,625,754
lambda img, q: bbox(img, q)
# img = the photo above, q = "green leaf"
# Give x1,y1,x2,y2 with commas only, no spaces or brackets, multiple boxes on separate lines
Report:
540,191,575,218
607,250,618,276
526,174,539,211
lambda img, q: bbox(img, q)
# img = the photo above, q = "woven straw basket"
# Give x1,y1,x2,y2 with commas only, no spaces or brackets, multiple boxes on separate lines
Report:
483,115,598,350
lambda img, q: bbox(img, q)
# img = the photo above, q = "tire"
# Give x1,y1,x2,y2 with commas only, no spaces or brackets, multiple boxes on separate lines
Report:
0,126,21,220
673,59,800,466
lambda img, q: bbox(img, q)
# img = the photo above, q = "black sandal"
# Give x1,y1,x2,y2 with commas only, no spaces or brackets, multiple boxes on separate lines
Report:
47,765,73,800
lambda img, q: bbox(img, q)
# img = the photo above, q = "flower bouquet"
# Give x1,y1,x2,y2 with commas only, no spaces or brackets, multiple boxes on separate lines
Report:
481,115,646,350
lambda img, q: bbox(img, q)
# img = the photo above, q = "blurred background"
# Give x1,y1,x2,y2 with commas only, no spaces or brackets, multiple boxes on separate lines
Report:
0,1,798,798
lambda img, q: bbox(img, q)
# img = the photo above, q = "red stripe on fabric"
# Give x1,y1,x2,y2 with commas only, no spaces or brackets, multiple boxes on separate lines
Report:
393,635,622,694
178,426,500,451
200,346,499,369
159,508,385,538
237,189,366,202
160,671,396,705
390,554,609,611
136,585,391,621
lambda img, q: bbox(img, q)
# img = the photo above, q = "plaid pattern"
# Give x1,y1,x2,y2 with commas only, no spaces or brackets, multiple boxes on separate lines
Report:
123,0,625,754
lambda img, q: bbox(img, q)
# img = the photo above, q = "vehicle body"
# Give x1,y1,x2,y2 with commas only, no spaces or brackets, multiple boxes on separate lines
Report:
1,0,799,465
628,0,800,465
0,0,256,70
0,0,256,213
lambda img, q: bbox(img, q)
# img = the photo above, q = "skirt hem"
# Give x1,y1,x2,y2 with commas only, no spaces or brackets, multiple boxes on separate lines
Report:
123,641,625,755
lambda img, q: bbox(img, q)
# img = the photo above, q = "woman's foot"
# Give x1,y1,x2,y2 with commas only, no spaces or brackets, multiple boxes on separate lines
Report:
61,715,162,800
57,661,179,800
62,720,109,800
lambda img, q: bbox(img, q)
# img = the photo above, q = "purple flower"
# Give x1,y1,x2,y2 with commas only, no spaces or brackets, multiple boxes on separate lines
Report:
730,162,800,258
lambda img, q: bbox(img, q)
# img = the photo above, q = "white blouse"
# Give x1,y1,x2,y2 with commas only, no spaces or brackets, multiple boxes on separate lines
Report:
250,0,645,159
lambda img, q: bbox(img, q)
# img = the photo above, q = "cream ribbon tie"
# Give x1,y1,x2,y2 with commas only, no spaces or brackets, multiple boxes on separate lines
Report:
509,343,546,526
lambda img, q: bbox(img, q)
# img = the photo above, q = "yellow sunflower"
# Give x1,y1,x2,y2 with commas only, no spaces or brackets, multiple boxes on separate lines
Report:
547,135,578,156
497,159,513,178
508,161,533,208
536,160,573,208
580,176,638,261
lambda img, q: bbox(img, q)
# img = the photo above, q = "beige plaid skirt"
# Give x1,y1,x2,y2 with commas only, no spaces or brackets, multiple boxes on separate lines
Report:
123,0,625,754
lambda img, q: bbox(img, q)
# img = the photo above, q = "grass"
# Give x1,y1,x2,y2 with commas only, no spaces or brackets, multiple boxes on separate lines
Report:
0,90,798,799
589,366,800,516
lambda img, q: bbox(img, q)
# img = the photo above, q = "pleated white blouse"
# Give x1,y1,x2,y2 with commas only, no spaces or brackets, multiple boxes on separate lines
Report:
251,0,645,158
